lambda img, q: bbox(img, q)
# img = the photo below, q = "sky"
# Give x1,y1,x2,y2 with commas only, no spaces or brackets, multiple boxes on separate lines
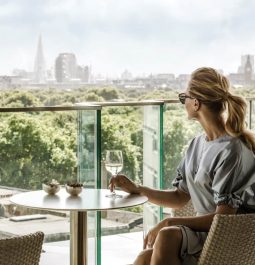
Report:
0,0,255,77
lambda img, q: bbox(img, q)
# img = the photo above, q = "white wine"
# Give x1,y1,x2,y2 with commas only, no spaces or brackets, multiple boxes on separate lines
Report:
105,150,124,198
105,163,123,175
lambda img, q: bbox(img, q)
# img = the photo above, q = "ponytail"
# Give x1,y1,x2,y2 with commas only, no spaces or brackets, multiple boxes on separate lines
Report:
189,67,255,154
225,94,255,153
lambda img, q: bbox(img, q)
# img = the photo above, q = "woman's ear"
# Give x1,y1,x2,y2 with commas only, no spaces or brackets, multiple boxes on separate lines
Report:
194,99,201,111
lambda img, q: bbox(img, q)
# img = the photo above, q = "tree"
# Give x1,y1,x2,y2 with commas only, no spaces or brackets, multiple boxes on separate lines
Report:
3,91,40,107
0,87,204,193
0,113,77,189
163,107,202,189
101,110,141,182
84,92,104,102
87,87,120,101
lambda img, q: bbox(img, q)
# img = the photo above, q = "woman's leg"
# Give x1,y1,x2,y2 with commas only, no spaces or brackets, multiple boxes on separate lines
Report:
133,248,153,265
150,226,183,265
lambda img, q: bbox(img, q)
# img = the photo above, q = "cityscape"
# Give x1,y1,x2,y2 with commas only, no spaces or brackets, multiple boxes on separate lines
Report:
0,35,254,91
1,2,255,265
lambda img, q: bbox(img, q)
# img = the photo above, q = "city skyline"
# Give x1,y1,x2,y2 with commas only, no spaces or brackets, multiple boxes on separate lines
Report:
1,0,255,77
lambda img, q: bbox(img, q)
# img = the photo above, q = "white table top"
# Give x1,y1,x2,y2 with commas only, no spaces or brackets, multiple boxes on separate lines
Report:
10,188,148,211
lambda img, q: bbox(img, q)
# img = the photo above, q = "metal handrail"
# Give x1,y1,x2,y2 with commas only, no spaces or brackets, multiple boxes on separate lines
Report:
76,100,166,107
0,101,167,113
0,97,253,112
0,105,101,113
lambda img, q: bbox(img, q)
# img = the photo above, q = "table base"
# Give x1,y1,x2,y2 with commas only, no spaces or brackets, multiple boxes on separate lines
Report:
70,211,87,265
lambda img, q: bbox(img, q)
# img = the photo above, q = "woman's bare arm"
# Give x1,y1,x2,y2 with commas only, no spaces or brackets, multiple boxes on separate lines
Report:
143,204,237,248
109,174,190,209
138,185,190,209
162,204,237,232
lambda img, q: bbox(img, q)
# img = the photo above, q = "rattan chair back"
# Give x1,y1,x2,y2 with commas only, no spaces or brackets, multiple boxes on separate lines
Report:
0,231,44,265
198,214,255,265
171,199,196,217
172,201,255,265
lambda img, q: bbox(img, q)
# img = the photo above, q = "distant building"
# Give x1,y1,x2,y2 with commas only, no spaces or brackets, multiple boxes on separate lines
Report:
229,54,255,87
77,65,90,83
112,72,192,90
244,55,253,85
121,70,133,80
55,53,77,83
34,35,47,84
148,73,175,89
155,73,175,81
12,69,34,80
228,73,244,86
176,74,190,90
238,54,254,74
0,75,21,90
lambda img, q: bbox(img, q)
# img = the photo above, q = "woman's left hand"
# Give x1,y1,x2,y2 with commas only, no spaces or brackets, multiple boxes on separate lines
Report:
109,174,140,194
143,218,169,249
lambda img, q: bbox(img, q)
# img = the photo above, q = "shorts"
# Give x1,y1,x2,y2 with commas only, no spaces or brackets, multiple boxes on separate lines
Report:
177,225,208,265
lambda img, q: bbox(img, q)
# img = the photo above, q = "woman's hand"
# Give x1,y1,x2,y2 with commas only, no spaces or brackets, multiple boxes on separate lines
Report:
143,219,169,249
109,174,140,194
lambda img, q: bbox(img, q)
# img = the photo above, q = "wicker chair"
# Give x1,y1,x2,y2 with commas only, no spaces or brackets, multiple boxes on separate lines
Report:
198,214,255,265
0,231,44,265
172,201,255,265
171,199,196,217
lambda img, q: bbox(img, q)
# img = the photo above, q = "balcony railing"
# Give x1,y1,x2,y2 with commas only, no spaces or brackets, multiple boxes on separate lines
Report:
0,98,254,264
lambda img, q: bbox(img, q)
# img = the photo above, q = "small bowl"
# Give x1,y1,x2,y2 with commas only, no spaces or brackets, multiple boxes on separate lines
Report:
42,183,60,195
65,184,83,196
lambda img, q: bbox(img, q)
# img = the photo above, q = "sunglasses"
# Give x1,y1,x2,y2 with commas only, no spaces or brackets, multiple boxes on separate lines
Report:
178,93,195,104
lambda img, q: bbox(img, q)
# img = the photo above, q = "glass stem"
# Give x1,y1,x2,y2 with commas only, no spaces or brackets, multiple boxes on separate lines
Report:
112,172,118,195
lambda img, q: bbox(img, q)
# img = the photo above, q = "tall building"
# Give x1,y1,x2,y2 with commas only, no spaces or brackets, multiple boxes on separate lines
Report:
34,35,46,83
55,53,77,83
77,65,90,83
229,54,255,86
244,55,253,84
238,54,254,74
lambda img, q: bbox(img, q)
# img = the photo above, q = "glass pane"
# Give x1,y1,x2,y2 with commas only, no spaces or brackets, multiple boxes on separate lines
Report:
0,110,77,261
163,103,202,189
143,105,163,236
77,109,99,265
100,105,144,265
162,103,202,217
78,110,98,187
0,111,78,189
0,108,99,265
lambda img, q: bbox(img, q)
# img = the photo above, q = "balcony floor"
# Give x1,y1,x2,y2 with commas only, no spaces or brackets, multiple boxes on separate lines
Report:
40,231,143,265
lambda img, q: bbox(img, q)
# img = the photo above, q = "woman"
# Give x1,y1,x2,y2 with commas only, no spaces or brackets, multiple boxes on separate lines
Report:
109,67,255,265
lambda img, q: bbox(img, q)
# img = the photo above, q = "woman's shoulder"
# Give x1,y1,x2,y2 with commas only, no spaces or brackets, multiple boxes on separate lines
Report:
185,133,205,153
190,133,205,145
187,133,254,158
219,135,254,160
224,135,247,151
191,134,247,156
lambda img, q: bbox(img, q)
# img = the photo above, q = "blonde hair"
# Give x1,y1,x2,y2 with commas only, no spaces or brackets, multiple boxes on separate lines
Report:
188,67,255,153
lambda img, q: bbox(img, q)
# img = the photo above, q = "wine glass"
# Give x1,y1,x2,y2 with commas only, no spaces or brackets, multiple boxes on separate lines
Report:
105,150,123,198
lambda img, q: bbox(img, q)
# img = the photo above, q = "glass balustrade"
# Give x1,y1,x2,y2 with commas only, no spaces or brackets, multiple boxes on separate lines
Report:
0,99,254,265
97,101,164,265
0,105,101,265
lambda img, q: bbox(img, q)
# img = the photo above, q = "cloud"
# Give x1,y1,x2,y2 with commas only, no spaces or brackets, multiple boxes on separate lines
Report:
0,0,254,76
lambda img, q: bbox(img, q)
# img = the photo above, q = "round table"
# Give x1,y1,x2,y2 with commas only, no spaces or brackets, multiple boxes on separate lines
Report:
10,188,148,265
